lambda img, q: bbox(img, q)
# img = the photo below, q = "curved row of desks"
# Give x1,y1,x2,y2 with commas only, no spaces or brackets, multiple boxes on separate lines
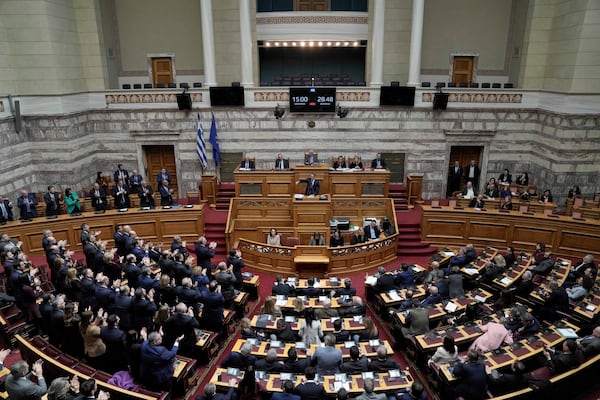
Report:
0,206,205,256
420,205,600,258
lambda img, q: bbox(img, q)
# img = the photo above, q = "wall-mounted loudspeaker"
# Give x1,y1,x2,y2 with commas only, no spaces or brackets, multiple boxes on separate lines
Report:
176,93,192,110
433,93,449,110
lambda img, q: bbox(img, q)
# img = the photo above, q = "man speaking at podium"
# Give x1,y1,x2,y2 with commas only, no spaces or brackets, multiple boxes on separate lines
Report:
297,173,320,196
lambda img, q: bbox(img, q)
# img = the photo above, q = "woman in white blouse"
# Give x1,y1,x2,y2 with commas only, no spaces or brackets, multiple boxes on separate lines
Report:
428,335,459,368
266,228,281,246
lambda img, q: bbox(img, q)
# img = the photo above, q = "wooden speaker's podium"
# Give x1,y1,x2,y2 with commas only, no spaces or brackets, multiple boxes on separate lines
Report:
294,246,330,278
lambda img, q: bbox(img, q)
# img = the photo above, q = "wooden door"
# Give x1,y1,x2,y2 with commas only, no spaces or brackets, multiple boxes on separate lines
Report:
145,145,178,195
152,58,173,87
448,146,483,194
452,56,474,85
297,0,328,11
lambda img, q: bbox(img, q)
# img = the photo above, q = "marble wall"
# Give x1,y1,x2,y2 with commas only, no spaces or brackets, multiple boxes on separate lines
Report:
0,108,597,209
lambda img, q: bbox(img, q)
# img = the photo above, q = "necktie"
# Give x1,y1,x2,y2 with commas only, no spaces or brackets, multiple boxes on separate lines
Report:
1,203,7,219
25,198,31,212
280,160,283,169
377,160,381,167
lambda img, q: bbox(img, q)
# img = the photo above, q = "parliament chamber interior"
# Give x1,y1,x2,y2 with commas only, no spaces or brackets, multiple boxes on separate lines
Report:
0,0,599,399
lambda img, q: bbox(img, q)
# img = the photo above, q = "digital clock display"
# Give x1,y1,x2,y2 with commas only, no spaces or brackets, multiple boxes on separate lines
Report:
289,87,336,112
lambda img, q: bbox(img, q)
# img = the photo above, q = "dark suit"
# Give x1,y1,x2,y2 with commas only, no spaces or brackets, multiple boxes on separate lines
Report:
195,244,215,269
579,335,600,357
240,159,255,169
138,185,155,207
295,381,326,400
162,312,199,356
114,168,130,186
369,357,399,372
90,188,107,211
283,357,311,374
371,158,386,169
140,340,177,390
100,325,127,373
299,177,320,196
275,158,290,170
463,164,481,188
17,193,38,219
112,184,130,208
546,350,580,373
272,392,301,400
341,356,369,373
364,224,381,240
452,361,488,400
156,171,171,186
43,192,61,216
469,198,485,208
159,184,173,206
448,165,462,195
197,386,236,400
272,282,294,296
200,291,225,332
375,274,395,293
0,199,13,223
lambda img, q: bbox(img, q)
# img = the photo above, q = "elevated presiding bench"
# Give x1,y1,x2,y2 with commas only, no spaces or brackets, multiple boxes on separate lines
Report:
420,205,600,258
0,206,205,256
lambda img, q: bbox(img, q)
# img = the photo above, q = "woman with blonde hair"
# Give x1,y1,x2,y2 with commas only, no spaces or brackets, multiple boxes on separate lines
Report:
260,296,282,317
354,316,378,342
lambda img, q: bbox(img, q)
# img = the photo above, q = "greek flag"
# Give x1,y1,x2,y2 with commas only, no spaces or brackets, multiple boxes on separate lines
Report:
196,114,208,169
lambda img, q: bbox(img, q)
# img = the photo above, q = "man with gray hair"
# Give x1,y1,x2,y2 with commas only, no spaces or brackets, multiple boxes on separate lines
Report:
310,334,342,375
315,297,339,319
5,359,47,400
197,378,237,400
221,341,256,371
255,348,284,373
356,377,386,400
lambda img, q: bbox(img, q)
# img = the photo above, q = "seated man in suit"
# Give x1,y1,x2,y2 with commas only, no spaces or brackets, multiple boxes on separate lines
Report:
371,153,386,169
364,220,381,241
272,274,295,296
274,153,290,170
304,149,319,166
333,155,347,169
90,183,107,211
469,194,485,209
197,379,237,400
369,345,399,372
240,156,255,170
543,339,580,373
577,325,600,358
356,378,386,400
461,181,477,199
297,173,320,196
341,345,369,373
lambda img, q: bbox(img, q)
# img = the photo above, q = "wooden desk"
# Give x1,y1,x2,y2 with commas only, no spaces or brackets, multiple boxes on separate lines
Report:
0,206,204,256
250,316,366,332
294,251,330,278
209,368,244,391
263,371,413,395
234,166,390,198
421,205,600,258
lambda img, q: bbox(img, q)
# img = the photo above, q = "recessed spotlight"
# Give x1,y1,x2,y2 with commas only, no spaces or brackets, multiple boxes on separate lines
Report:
300,41,305,46
344,42,349,46
318,41,323,46
282,42,288,46
309,41,314,46
327,41,332,46
265,42,271,47
274,42,279,46
353,41,359,46
292,42,297,46
335,42,341,46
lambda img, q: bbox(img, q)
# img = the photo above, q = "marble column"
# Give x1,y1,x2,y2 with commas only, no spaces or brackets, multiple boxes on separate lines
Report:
369,0,385,86
239,0,254,86
407,0,424,86
200,0,217,87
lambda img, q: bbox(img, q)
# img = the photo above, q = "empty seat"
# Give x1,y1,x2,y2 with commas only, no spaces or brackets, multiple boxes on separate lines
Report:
29,336,47,349
93,370,112,382
459,82,468,88
179,82,189,89
143,83,153,89
43,345,61,357
74,363,96,376
421,82,431,87
504,83,514,88
55,353,79,367
492,83,501,88
122,84,131,89
390,81,400,87
469,82,479,88
167,83,176,88
481,83,491,88
133,83,142,89
357,81,366,86
447,82,456,88
193,82,202,88
156,83,165,88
